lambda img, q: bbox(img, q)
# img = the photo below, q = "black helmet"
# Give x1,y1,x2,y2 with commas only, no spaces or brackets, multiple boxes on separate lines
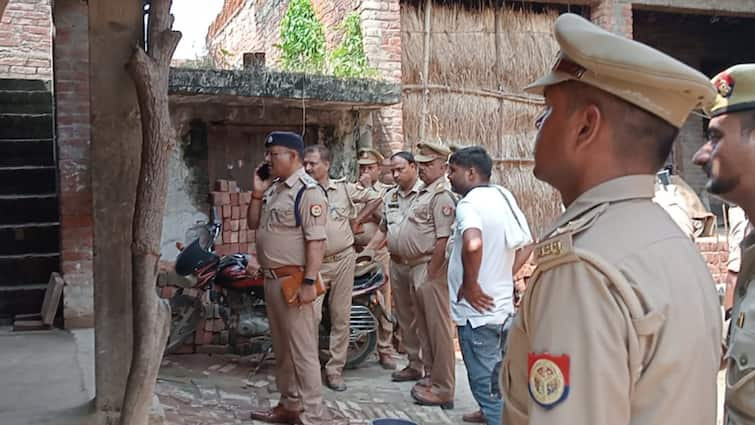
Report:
175,239,219,276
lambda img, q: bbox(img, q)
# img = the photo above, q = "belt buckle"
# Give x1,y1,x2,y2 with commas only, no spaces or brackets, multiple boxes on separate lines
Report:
262,269,277,279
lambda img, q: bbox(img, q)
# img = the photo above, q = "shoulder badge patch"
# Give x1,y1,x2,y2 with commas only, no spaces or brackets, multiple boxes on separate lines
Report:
442,205,453,216
528,353,570,409
310,204,323,217
534,233,573,266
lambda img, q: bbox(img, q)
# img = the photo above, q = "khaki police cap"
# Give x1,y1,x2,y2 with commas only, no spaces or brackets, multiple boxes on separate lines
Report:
357,148,384,165
710,64,755,118
525,13,716,128
415,142,452,163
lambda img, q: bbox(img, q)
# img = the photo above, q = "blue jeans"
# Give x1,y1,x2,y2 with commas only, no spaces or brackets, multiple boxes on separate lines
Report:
458,321,504,425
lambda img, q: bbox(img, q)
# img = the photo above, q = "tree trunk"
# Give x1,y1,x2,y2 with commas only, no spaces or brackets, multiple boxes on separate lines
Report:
0,0,9,18
119,1,181,424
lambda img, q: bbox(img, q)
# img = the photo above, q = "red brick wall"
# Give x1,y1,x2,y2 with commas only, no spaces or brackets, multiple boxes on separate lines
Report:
53,0,93,328
696,237,728,285
591,0,633,38
0,0,52,79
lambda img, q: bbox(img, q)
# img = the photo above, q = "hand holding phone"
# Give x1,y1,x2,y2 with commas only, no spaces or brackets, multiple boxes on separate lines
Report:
253,163,272,193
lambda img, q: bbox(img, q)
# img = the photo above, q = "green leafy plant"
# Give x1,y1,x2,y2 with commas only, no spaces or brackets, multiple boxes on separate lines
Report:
328,13,379,79
277,0,327,73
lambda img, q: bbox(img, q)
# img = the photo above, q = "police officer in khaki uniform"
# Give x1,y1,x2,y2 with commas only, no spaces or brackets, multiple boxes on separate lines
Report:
302,144,358,392
500,14,722,425
406,142,457,409
247,132,337,425
367,152,425,381
351,148,399,369
692,64,755,425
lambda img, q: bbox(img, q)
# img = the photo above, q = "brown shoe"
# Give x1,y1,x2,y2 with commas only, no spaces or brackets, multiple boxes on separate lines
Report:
249,404,302,424
326,373,347,392
379,353,398,370
413,376,431,390
462,409,486,423
411,385,454,410
391,366,422,382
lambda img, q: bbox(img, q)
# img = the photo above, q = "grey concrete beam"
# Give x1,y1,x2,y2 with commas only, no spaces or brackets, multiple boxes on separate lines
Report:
168,68,402,109
632,0,755,16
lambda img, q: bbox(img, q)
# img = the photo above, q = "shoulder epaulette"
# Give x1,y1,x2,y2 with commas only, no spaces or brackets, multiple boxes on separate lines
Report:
299,173,318,188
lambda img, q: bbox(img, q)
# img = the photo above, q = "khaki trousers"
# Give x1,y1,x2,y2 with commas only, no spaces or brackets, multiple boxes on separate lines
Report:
413,263,456,398
315,248,356,376
264,276,333,425
374,247,395,355
390,260,423,372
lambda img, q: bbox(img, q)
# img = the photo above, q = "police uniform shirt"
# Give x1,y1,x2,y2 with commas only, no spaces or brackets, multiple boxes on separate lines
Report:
389,177,455,259
726,231,755,424
501,176,722,425
255,168,328,269
379,179,422,254
324,179,357,256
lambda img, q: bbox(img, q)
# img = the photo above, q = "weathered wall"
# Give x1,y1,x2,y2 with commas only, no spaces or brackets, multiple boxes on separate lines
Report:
89,0,142,413
206,0,256,68
206,0,403,154
0,0,52,79
53,0,94,329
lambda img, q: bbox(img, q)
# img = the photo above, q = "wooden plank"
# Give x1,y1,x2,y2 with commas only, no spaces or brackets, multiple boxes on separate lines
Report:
40,272,64,325
13,319,48,331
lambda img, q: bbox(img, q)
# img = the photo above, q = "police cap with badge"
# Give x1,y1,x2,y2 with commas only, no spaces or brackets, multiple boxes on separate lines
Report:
415,142,452,163
711,64,755,117
525,13,716,129
357,148,384,165
265,131,305,156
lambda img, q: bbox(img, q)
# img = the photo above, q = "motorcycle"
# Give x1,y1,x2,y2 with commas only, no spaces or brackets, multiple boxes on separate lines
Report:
166,208,389,370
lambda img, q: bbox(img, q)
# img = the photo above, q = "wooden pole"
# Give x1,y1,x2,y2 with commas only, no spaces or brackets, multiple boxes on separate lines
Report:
120,0,181,423
495,9,506,158
418,0,432,142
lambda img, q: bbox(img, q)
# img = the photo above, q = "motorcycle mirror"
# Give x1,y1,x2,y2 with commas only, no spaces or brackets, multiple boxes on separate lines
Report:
210,206,221,226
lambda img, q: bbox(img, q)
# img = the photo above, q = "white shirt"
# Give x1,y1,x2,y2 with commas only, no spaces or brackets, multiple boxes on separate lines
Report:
448,185,532,328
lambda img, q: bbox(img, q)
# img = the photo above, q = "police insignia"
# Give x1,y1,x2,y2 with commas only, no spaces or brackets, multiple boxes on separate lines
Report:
310,204,323,217
714,72,734,98
528,353,570,409
442,205,452,216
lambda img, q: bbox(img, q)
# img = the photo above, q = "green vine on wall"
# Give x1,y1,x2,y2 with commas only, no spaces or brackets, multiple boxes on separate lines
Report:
278,0,327,74
277,3,378,79
328,12,378,79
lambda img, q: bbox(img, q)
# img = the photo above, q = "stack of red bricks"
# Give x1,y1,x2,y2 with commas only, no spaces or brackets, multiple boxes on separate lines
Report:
696,236,730,284
210,179,257,258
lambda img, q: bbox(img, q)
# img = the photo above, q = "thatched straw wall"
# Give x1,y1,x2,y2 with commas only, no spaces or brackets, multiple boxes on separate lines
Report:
401,2,567,237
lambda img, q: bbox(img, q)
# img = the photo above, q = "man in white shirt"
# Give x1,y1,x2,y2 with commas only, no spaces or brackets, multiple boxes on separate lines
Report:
446,146,533,425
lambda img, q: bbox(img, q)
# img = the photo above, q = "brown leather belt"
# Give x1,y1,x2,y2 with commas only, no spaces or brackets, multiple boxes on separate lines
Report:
261,265,303,280
323,246,354,263
390,254,432,267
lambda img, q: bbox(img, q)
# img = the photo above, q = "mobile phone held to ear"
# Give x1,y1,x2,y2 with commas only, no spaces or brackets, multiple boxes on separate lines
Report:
256,163,271,181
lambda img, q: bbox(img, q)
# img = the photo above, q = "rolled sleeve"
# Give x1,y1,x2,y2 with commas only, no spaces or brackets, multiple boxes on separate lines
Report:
299,186,327,241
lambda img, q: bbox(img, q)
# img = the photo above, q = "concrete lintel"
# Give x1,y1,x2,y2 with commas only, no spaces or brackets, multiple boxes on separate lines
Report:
169,68,402,109
632,0,755,17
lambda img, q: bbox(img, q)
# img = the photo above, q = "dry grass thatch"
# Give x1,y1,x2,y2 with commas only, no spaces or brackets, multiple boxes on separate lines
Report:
401,2,563,236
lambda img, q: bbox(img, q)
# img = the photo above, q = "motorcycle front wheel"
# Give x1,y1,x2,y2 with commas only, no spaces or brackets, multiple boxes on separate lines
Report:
344,329,377,370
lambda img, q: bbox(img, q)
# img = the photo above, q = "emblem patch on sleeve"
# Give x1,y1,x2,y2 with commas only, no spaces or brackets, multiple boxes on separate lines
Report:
442,205,453,216
528,353,570,409
310,204,323,217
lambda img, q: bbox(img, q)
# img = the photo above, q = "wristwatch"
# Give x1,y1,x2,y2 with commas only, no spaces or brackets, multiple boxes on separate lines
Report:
303,278,316,286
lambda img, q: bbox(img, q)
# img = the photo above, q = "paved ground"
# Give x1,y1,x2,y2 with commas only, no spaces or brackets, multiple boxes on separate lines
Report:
157,350,479,425
0,328,95,425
